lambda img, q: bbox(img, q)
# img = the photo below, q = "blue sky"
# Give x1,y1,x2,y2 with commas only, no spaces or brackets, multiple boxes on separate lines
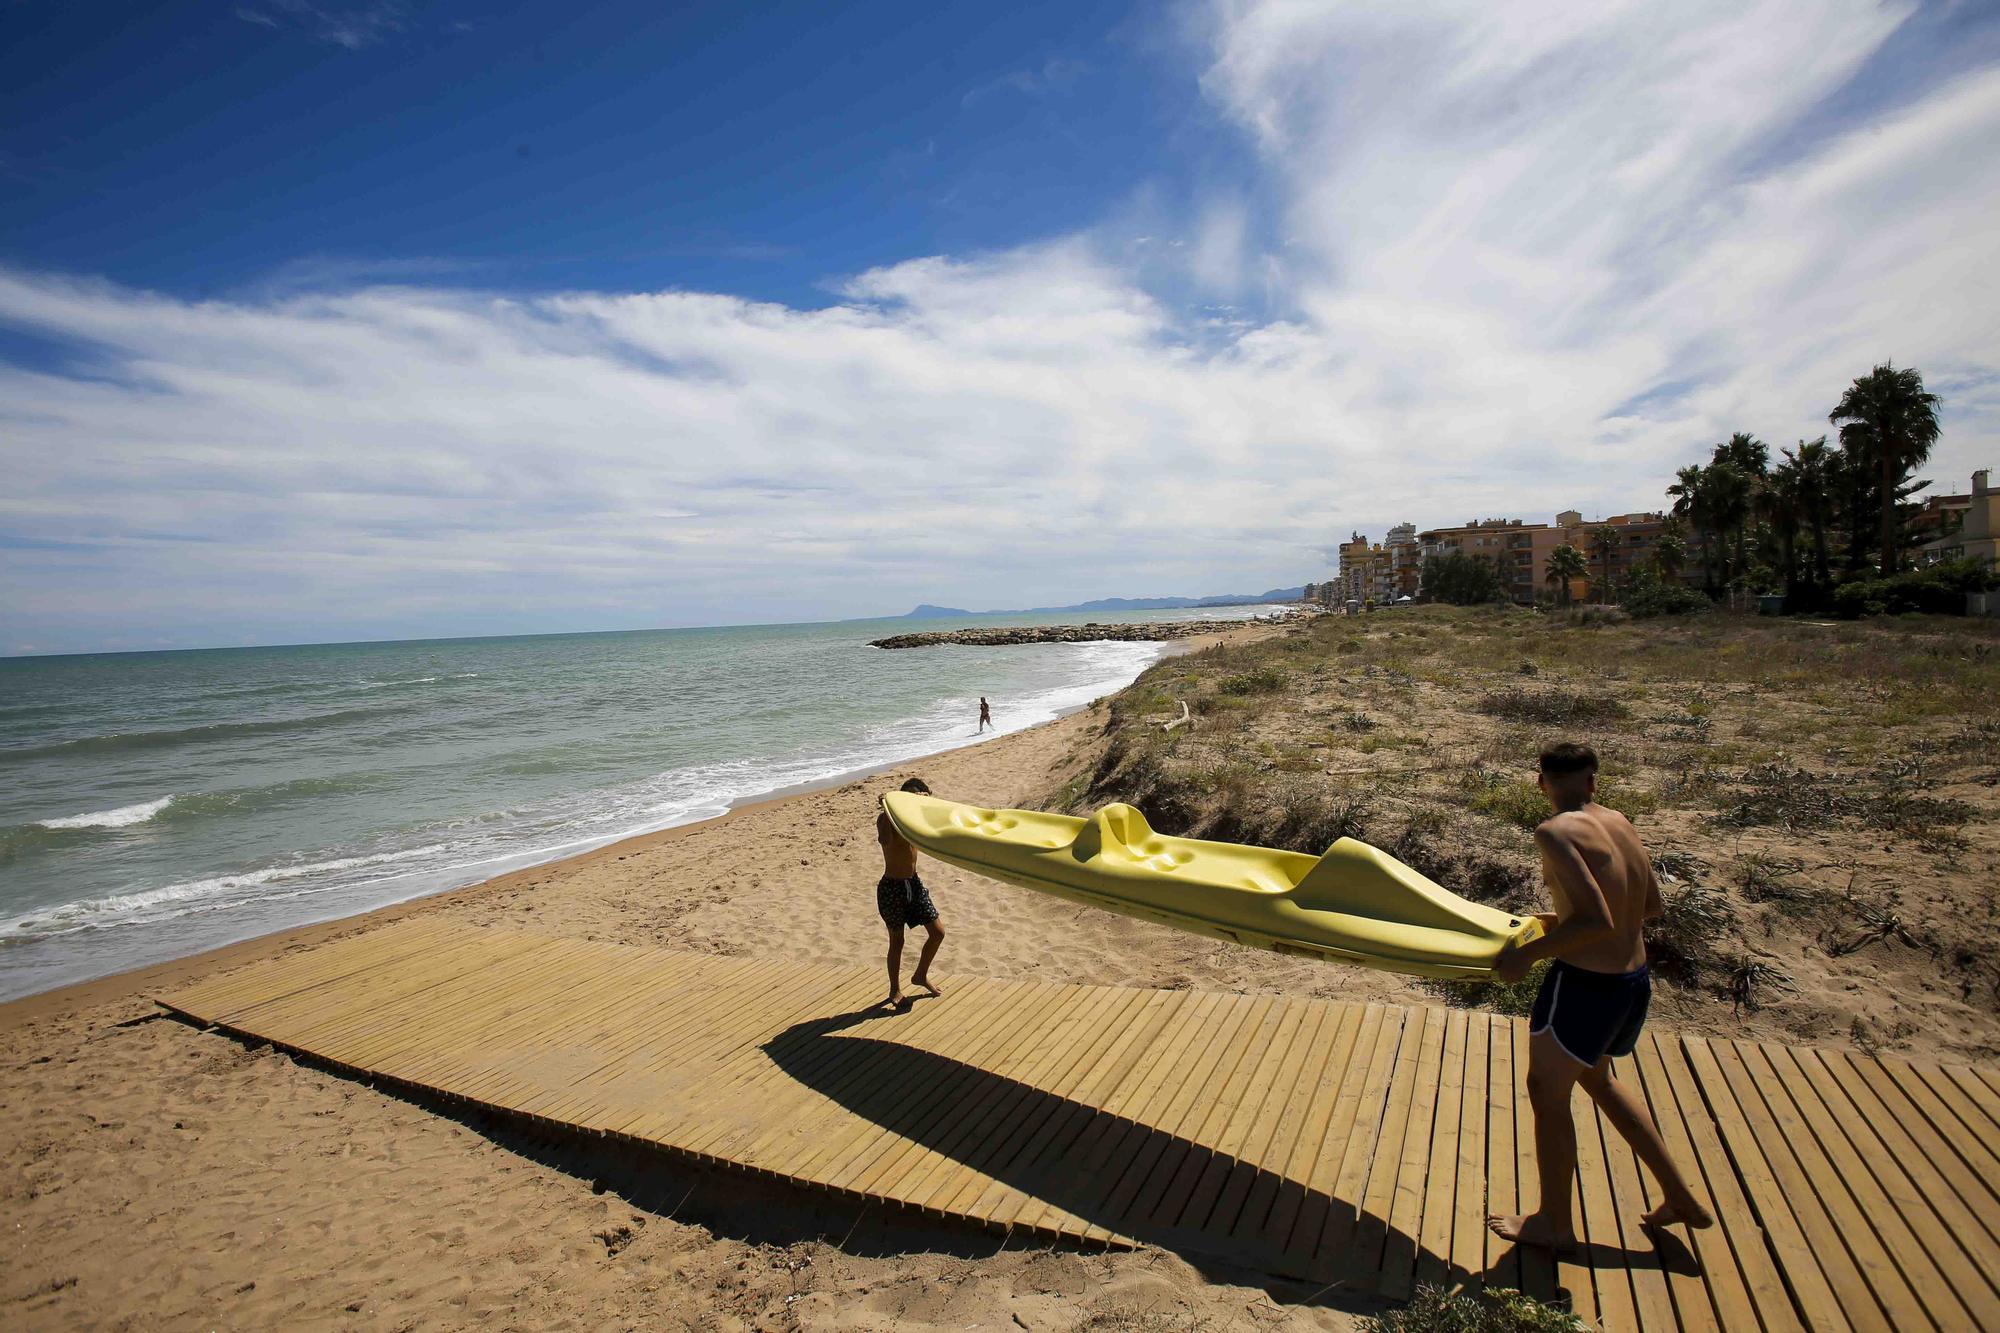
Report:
3,1,1999,654
2,2,1216,307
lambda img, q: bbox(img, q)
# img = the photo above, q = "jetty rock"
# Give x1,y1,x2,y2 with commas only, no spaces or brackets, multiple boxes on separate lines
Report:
868,616,1299,649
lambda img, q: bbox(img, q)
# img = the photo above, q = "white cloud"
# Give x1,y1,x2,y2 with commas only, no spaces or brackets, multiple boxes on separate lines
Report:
4,1,1998,652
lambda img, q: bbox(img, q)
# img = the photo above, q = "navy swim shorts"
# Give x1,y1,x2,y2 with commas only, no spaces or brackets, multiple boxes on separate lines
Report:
1529,959,1651,1066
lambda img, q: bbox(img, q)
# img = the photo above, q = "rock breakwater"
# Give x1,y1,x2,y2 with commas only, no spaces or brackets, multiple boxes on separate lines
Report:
869,618,1289,649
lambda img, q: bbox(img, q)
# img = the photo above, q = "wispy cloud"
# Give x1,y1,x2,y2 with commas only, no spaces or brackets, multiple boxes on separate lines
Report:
962,56,1092,108
234,1,408,50
4,1,1997,653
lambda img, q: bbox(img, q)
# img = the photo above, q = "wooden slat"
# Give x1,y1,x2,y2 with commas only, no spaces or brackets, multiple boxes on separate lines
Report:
1377,1004,1447,1297
1684,1037,1862,1332
1594,1057,1682,1333
1625,1039,1737,1333
1898,1059,2000,1181
1165,998,1318,1241
1939,1061,2000,1133
1448,1009,1490,1290
1506,1021,1567,1313
901,983,1128,1220
1763,1043,1982,1330
1822,1048,2000,1250
1090,993,1269,1234
1000,986,1189,1237
1651,1035,1801,1333
1482,1015,1522,1294
1245,1001,1367,1253
1291,1004,1402,1281
1070,989,1222,1247
1793,1047,2000,1322
153,922,2000,1331
1201,999,1338,1245
1413,1007,1469,1294
1141,994,1297,1234
1730,1040,1926,1331
950,984,1158,1226
1570,1059,1638,1333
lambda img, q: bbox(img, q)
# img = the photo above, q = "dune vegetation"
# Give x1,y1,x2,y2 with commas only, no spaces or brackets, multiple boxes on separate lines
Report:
1049,605,2000,1059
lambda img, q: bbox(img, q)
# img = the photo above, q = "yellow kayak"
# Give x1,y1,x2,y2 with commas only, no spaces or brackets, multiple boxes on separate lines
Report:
882,793,1541,979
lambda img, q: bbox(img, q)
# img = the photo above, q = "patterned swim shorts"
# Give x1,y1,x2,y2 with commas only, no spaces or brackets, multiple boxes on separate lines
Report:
876,874,938,928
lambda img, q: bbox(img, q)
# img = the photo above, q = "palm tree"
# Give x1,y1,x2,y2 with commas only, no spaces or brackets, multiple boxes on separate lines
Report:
1761,458,1805,596
1703,434,1768,586
1653,520,1688,582
1713,431,1769,479
1588,526,1620,603
1667,464,1716,590
1829,363,1941,575
1546,544,1588,609
1784,437,1834,589
1704,461,1754,587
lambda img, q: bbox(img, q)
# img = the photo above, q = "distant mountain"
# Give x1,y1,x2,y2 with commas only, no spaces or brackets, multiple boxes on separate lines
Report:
890,586,1307,619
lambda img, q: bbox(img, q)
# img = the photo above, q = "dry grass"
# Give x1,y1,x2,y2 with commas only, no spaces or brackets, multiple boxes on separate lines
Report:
1054,603,2000,1056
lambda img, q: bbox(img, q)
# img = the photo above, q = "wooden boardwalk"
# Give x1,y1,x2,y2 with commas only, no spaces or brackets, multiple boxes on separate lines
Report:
158,920,2000,1331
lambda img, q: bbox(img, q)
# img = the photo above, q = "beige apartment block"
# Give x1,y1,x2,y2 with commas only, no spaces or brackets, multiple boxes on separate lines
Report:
1412,509,1688,604
1923,469,1999,566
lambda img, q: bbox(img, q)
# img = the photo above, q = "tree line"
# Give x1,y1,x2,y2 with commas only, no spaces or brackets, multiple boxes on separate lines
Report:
1419,361,1982,616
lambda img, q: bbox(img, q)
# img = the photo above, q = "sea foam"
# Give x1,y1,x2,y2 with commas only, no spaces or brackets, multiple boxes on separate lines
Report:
36,795,175,829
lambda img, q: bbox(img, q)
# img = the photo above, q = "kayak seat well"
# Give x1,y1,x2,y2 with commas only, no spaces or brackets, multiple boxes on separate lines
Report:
947,805,1069,850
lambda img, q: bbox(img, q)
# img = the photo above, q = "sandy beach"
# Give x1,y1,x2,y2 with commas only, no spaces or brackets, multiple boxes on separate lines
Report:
4,632,1379,1332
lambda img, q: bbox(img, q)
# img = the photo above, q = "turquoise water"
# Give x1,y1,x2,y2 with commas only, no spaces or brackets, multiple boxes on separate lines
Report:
0,609,1253,1000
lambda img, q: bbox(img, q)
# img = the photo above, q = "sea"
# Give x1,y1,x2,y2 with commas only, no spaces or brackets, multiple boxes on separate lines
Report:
0,608,1260,1001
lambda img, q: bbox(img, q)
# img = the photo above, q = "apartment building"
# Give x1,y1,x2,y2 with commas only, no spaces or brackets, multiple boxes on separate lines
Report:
1416,518,1561,604
1411,510,1682,604
1556,510,1681,596
1921,470,1999,566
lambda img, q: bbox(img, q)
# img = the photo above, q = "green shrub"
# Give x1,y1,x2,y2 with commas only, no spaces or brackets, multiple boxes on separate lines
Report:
1360,1284,1585,1333
1422,552,1509,605
1462,774,1548,830
1832,559,2000,618
1621,569,1711,619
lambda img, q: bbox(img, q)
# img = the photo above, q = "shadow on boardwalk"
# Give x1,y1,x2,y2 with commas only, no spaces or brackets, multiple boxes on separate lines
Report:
762,1002,1686,1299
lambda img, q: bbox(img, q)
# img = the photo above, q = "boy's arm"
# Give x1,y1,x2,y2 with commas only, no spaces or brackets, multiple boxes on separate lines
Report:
1643,858,1665,923
1496,825,1614,978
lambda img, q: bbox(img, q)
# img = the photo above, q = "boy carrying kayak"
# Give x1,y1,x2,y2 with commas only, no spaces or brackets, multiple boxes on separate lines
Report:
875,777,946,1009
1488,742,1715,1248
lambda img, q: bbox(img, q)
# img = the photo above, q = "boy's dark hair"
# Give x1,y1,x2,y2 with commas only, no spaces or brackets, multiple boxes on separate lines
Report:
1539,741,1598,777
899,777,932,794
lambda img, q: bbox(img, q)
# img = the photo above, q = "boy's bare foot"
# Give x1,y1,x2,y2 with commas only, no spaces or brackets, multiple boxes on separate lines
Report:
1640,1197,1715,1231
910,976,942,997
1488,1212,1579,1251
880,990,905,1010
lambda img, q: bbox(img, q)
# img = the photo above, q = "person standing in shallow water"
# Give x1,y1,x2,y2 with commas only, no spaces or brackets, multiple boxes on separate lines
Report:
1488,741,1716,1249
977,697,993,732
876,777,944,1009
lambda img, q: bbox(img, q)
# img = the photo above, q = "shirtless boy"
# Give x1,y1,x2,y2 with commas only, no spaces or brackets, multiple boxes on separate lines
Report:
1488,742,1715,1248
876,777,946,1008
